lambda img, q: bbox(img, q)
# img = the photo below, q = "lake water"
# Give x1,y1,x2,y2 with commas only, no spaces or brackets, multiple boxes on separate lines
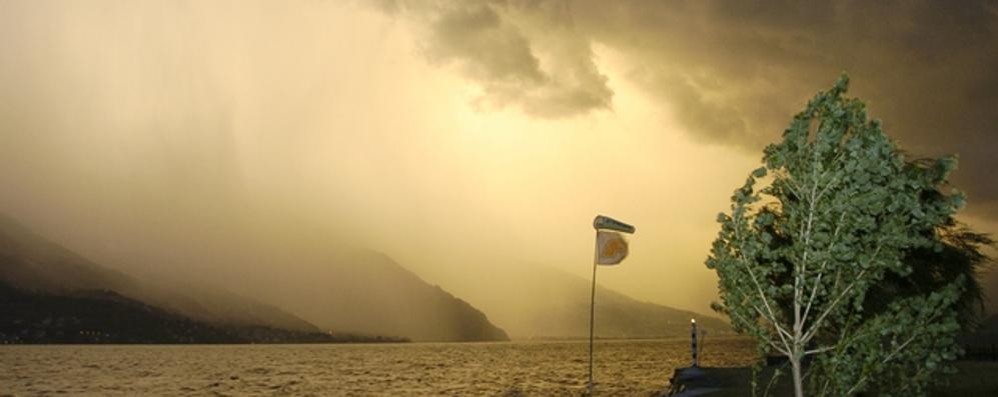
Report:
0,338,756,396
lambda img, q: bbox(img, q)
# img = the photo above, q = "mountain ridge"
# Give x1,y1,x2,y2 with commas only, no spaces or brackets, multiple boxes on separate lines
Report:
248,249,510,342
435,262,731,339
0,214,402,343
0,214,509,343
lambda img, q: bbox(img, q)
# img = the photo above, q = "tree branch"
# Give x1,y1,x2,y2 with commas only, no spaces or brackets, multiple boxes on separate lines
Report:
731,211,793,354
801,211,848,331
844,331,921,396
804,345,835,355
802,268,867,344
795,164,821,344
728,305,790,356
752,302,794,345
803,236,885,345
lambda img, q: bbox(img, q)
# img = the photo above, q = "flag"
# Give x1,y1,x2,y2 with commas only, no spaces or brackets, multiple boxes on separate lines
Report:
593,215,635,234
596,230,629,265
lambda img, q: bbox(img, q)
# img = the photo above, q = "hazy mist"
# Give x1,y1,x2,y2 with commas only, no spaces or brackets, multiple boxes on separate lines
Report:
1,0,996,329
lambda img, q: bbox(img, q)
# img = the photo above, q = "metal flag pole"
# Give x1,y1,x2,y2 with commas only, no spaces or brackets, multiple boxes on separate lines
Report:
588,229,598,392
588,215,635,394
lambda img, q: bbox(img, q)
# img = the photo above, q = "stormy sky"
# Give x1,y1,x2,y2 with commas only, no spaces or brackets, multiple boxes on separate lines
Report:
1,1,996,315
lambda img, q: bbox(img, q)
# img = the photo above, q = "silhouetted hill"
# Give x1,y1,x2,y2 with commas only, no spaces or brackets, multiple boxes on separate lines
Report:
0,215,402,343
256,250,510,342
0,284,357,343
448,263,731,339
0,214,504,343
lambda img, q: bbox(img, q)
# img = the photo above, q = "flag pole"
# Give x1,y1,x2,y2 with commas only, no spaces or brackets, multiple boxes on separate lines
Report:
588,229,598,393
588,215,634,394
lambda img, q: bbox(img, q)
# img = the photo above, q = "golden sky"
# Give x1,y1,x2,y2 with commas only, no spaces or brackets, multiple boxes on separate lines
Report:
1,1,996,314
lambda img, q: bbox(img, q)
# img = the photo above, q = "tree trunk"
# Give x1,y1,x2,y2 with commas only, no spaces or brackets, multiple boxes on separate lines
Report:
791,355,804,397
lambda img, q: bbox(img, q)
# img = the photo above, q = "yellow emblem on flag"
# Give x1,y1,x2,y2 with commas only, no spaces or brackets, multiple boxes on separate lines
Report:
596,230,628,265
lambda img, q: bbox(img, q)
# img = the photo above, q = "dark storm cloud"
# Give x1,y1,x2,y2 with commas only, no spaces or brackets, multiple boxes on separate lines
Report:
382,0,998,219
428,3,545,85
382,0,613,117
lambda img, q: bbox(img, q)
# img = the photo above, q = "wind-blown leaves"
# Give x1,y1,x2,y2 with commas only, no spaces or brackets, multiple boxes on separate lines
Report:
706,75,983,396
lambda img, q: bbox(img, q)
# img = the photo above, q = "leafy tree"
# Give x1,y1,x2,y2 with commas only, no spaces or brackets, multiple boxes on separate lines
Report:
706,75,973,396
884,219,992,332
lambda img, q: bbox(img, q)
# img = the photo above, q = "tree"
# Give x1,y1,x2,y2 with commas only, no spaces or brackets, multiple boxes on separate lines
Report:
882,218,992,332
706,75,972,396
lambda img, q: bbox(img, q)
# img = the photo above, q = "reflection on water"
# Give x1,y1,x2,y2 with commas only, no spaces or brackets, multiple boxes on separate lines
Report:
1,338,755,395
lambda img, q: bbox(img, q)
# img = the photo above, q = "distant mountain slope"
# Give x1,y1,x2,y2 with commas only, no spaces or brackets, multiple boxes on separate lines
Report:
0,214,379,343
447,263,731,339
0,283,346,344
142,282,322,333
0,214,506,343
256,250,510,342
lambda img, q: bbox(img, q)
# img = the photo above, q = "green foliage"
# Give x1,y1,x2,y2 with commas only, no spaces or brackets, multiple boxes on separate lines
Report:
706,74,976,396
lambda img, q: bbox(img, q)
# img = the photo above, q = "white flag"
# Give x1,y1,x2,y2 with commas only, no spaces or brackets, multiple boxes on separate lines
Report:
596,230,629,265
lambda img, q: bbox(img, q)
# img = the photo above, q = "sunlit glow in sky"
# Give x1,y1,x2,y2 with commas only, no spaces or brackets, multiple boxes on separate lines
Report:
2,1,996,315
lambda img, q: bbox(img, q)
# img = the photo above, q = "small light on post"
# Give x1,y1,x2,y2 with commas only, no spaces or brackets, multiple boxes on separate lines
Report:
691,318,698,367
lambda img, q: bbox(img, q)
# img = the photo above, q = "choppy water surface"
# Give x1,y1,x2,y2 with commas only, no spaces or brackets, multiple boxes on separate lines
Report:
1,338,755,395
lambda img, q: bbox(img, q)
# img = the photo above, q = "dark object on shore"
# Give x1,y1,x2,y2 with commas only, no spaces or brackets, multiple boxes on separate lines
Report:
960,314,998,360
963,344,998,361
664,366,794,397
